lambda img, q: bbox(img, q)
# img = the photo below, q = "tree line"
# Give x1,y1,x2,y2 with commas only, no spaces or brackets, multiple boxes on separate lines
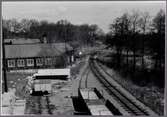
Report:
2,19,104,49
104,9,165,87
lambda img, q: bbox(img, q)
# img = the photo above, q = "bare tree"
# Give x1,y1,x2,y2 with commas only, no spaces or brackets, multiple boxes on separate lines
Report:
152,9,165,70
121,13,131,67
20,19,32,32
109,12,131,68
152,9,165,34
139,12,150,34
139,12,150,69
130,10,140,73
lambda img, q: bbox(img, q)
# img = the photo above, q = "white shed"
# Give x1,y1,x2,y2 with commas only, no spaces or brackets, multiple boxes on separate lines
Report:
32,69,70,93
33,69,70,79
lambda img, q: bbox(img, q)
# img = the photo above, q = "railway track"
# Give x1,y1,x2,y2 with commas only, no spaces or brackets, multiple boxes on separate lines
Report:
27,95,53,114
78,56,91,89
89,58,150,116
38,96,52,114
79,65,90,89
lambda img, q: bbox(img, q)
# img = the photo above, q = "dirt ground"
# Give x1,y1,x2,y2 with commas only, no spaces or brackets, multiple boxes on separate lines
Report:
2,58,86,115
24,59,87,115
25,80,74,115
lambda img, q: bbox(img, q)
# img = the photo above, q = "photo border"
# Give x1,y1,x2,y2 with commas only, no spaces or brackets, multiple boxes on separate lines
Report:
0,0,166,116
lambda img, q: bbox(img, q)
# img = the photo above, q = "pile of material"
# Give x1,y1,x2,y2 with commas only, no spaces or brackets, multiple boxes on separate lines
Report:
1,89,26,115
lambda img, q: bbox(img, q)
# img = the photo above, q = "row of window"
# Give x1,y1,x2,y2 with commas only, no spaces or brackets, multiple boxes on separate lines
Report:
7,58,56,68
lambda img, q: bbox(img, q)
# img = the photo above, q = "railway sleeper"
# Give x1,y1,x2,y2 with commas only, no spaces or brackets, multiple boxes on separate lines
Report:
95,60,158,116
90,60,150,115
104,89,141,114
94,70,148,113
99,86,146,115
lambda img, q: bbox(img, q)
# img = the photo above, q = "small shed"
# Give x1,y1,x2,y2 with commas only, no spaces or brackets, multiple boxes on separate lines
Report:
32,69,70,93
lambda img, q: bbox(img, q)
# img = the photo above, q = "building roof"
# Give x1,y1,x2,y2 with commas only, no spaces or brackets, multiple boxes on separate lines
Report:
33,69,70,76
5,43,73,58
4,38,40,44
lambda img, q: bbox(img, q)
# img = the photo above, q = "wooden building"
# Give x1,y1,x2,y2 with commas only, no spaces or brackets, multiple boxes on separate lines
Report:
5,43,74,70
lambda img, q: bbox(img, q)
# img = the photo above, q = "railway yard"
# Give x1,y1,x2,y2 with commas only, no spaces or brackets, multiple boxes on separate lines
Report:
2,2,165,115
2,51,162,116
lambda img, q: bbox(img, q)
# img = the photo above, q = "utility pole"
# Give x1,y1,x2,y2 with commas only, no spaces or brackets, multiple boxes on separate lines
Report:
64,24,67,54
63,21,67,66
2,35,8,92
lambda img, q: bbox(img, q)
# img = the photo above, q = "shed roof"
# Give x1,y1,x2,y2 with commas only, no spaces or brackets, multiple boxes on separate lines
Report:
5,43,73,58
33,69,70,76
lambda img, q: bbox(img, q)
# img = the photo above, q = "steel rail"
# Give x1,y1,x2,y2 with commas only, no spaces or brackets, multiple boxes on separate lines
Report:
79,65,90,89
89,58,149,116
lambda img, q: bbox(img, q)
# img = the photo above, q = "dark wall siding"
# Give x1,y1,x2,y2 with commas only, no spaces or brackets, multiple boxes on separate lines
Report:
5,56,68,70
5,50,74,71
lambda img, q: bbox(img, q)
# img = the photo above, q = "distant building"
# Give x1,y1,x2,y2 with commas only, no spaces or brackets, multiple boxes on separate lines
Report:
5,43,74,70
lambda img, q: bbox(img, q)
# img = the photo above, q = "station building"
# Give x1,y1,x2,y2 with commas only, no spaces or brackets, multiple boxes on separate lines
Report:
5,43,74,70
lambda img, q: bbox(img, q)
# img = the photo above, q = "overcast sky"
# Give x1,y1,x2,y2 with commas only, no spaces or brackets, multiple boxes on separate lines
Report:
2,1,166,33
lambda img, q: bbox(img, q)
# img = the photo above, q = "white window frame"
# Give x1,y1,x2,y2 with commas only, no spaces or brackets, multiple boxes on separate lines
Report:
45,58,52,65
36,58,43,66
52,57,56,64
71,55,74,62
8,60,15,68
27,59,34,66
17,59,25,67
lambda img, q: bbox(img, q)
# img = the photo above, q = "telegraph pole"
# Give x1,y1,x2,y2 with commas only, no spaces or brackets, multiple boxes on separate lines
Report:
64,24,67,54
63,20,67,66
2,35,8,92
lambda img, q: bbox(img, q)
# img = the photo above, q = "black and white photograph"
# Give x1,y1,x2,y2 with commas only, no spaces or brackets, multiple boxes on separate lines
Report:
1,1,166,116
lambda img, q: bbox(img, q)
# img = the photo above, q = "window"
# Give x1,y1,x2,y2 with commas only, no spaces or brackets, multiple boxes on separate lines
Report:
36,58,43,66
71,55,74,62
52,57,56,64
45,58,52,65
8,60,15,67
17,59,25,67
27,59,34,66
